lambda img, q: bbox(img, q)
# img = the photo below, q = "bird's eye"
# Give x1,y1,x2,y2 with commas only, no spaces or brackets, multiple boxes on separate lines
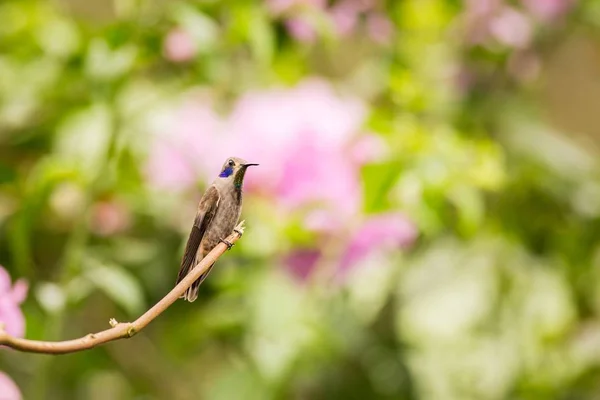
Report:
228,159,235,166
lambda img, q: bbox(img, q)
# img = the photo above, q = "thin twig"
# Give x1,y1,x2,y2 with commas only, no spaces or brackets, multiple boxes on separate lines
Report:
0,221,246,355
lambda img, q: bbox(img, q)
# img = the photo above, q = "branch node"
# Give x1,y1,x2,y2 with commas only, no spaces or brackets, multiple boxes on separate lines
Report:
109,318,118,327
127,326,137,338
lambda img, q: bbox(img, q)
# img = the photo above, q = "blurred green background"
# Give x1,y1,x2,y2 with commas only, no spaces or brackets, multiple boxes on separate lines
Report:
2,0,600,399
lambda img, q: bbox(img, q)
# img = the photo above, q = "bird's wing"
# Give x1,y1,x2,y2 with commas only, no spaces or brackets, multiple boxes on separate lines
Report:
176,185,220,284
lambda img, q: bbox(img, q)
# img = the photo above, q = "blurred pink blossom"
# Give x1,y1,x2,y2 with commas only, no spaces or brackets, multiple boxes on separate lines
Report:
267,0,325,42
489,7,532,48
463,1,532,48
0,372,21,400
285,18,318,43
304,209,345,232
339,213,417,273
521,0,575,21
227,79,368,222
349,134,387,164
285,212,417,281
167,101,227,181
284,249,321,281
366,13,394,44
463,0,575,49
276,136,362,216
0,266,28,337
331,2,394,42
163,28,196,62
267,0,326,14
145,101,225,191
330,1,361,36
145,143,197,191
268,0,393,43
90,200,132,236
465,0,501,16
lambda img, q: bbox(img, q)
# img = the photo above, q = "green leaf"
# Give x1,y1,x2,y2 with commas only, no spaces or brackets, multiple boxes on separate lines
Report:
173,4,219,54
84,257,145,315
247,7,274,66
85,39,137,81
361,161,402,213
54,104,112,182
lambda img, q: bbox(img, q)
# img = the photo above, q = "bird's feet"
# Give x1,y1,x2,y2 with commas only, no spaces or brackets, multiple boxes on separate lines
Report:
220,238,234,250
234,220,246,237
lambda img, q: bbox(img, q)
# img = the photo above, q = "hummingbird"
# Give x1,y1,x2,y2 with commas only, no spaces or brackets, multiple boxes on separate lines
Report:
176,157,258,302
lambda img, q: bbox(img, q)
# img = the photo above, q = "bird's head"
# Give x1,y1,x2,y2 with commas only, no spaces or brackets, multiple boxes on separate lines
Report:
218,157,259,188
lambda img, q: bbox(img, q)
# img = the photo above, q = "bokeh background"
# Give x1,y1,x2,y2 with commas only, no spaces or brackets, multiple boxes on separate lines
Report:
1,0,600,399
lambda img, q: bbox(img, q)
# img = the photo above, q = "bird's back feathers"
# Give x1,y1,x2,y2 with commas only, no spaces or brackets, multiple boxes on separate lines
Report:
176,185,220,302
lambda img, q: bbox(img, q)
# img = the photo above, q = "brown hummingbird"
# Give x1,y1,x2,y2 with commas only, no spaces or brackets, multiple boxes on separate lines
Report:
176,157,258,302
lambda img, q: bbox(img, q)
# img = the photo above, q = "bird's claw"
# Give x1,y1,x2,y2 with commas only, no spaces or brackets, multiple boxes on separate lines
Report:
234,228,244,237
220,238,234,250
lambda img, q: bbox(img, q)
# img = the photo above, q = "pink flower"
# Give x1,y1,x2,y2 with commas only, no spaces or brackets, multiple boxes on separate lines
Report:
339,213,417,273
489,7,532,48
348,134,388,164
175,101,229,178
163,28,196,62
145,100,226,191
329,0,384,39
90,200,132,236
277,137,362,216
330,0,361,37
0,266,28,337
304,209,345,232
267,0,326,15
521,0,575,21
267,0,326,42
227,79,367,221
284,249,321,281
465,0,501,16
285,18,318,43
463,1,537,49
366,13,394,44
145,143,197,191
269,0,393,43
0,372,21,400
285,213,417,282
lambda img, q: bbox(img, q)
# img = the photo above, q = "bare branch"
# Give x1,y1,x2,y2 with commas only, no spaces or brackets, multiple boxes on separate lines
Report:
0,221,246,355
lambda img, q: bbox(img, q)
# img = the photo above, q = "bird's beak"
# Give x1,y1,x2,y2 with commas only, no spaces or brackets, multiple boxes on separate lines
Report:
242,163,259,168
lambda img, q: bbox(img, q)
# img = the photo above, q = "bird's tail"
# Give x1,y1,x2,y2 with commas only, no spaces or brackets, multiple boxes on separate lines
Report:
176,263,215,302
